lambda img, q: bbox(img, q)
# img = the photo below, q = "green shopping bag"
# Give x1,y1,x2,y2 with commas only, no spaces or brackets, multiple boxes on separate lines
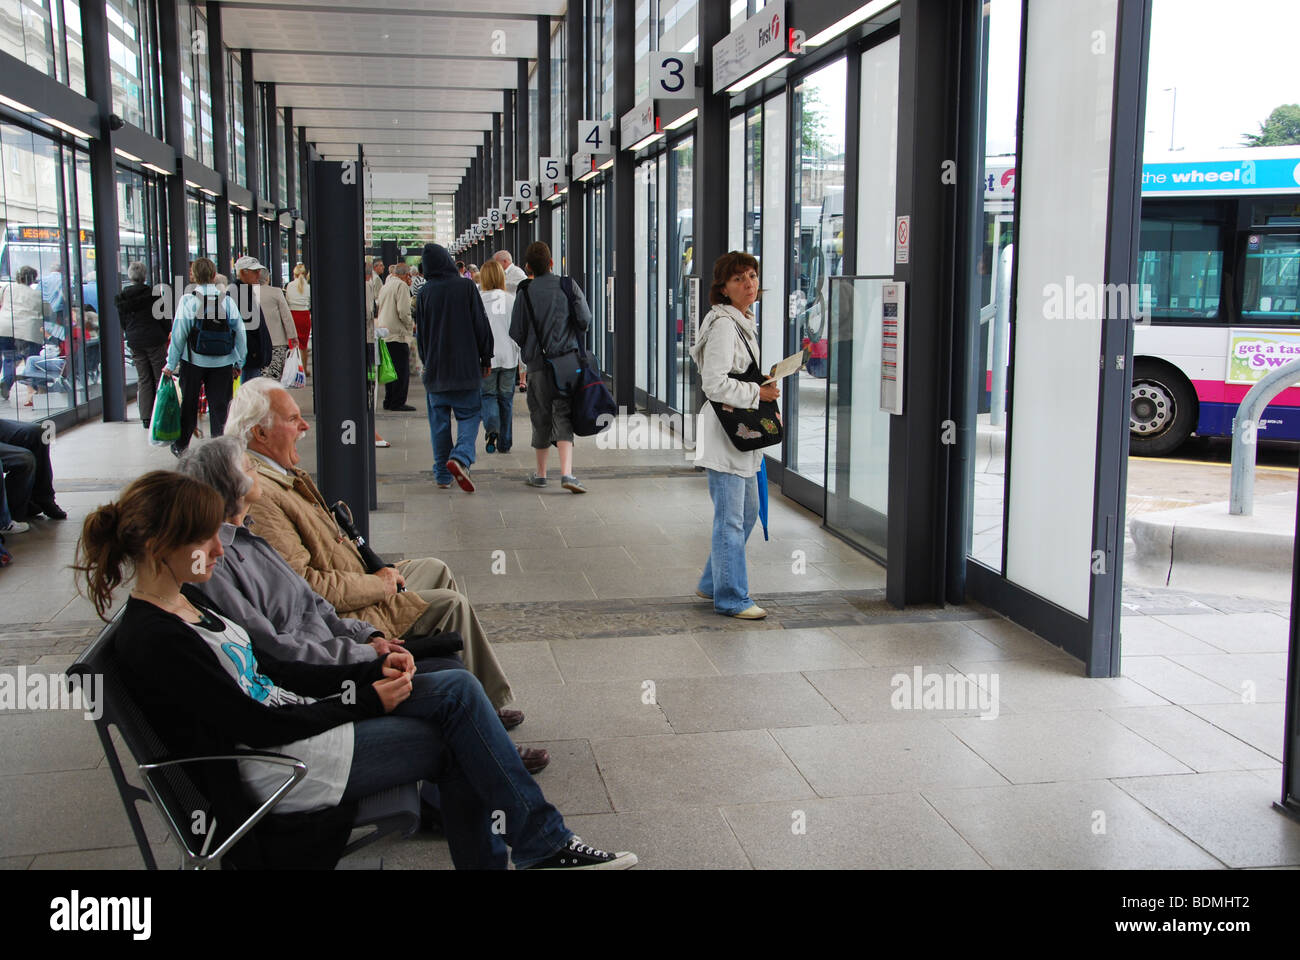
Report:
376,338,397,385
150,373,181,446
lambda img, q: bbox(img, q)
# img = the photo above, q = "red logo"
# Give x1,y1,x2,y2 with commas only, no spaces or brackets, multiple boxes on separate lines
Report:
772,14,781,38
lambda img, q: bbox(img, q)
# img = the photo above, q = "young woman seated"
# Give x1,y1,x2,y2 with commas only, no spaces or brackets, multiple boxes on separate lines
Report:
73,470,635,870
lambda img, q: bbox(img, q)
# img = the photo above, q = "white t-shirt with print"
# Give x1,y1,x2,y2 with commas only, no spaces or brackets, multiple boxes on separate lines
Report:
188,609,354,813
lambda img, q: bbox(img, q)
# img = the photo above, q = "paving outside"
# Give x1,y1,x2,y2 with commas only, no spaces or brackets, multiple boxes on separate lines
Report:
0,383,1297,870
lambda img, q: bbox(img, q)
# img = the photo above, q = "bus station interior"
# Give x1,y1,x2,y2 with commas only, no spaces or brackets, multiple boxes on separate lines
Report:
0,0,1297,870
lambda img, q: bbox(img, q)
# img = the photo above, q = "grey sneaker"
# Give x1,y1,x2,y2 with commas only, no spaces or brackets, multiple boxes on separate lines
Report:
526,472,548,488
561,475,586,494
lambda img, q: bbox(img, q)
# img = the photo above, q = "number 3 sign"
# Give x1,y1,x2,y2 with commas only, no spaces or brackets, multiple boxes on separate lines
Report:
651,52,695,99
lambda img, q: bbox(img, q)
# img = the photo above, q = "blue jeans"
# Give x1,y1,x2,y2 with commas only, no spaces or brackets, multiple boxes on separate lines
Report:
698,469,759,615
426,388,482,484
341,669,570,869
480,369,515,452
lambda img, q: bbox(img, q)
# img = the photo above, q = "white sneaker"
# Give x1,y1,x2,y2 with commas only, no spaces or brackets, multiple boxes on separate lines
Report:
0,521,30,535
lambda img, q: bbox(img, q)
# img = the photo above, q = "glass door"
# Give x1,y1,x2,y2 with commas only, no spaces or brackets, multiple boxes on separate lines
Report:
788,57,847,490
667,134,694,415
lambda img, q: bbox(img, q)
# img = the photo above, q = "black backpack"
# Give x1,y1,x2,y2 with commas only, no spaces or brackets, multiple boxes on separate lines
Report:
188,294,235,357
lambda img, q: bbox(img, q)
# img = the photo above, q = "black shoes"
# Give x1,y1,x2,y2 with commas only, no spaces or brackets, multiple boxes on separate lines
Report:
384,404,416,412
485,431,498,453
526,836,638,870
30,498,66,520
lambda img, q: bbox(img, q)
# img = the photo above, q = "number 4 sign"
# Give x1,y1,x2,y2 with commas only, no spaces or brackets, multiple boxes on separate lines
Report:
577,120,612,155
652,52,695,99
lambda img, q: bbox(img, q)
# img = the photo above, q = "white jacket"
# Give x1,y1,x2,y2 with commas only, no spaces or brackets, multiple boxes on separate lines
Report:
284,280,310,310
0,282,48,344
480,288,520,369
689,304,764,477
503,263,527,294
255,283,298,347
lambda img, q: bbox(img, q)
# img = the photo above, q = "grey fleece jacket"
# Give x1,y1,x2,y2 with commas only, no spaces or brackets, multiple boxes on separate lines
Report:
204,521,380,665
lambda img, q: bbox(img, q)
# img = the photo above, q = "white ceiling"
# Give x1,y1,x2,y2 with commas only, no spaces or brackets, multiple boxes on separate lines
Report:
221,1,561,191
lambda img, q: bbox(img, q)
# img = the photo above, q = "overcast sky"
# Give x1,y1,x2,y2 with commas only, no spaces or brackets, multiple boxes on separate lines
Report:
985,0,1300,158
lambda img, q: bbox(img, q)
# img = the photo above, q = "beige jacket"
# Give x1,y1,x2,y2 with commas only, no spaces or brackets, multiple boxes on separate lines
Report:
245,459,429,637
377,275,413,341
255,283,298,347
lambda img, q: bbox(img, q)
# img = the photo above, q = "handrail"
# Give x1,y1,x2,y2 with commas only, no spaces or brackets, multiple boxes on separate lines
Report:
1229,356,1300,515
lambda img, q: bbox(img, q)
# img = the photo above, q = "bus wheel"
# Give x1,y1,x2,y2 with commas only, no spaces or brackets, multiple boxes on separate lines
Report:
1130,360,1196,456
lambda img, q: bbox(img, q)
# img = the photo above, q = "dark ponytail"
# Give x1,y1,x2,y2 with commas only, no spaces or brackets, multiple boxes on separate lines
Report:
73,471,225,620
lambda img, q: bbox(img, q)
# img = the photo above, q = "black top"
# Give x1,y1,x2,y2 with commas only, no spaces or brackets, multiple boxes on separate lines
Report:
114,281,170,349
414,243,494,393
112,589,391,868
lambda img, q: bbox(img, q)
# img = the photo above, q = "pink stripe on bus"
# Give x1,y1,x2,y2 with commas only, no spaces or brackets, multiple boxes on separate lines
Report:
1191,380,1300,406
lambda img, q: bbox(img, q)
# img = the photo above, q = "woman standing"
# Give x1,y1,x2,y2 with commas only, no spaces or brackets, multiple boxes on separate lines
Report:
477,260,520,453
115,261,169,429
689,252,779,620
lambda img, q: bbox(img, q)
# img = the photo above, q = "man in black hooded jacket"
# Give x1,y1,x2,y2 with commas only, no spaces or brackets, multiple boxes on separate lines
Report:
413,243,494,492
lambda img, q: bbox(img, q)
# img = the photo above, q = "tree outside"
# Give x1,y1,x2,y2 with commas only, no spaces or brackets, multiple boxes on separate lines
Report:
1242,104,1300,146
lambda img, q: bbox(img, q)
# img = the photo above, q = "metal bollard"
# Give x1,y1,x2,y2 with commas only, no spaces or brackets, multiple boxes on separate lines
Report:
1229,356,1300,516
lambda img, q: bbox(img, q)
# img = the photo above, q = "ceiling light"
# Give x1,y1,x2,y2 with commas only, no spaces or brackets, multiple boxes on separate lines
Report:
43,116,94,140
598,157,615,171
114,147,142,162
664,108,698,131
628,132,664,151
142,162,172,176
576,167,599,183
200,186,219,197
0,94,34,113
184,179,202,189
726,57,793,94
804,0,897,47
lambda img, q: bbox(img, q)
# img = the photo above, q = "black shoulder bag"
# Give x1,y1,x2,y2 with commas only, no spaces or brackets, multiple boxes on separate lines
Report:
708,321,784,452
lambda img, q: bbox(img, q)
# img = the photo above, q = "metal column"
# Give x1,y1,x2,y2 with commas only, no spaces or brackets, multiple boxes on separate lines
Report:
266,83,281,282
515,57,530,251
611,0,635,406
79,0,125,421
503,90,516,256
241,50,259,258
157,0,188,284
285,106,296,269
207,2,231,276
536,15,553,248
565,1,585,290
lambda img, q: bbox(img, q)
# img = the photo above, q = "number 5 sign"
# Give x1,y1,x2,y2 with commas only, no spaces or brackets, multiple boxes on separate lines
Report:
540,157,564,188
577,120,612,155
651,52,695,99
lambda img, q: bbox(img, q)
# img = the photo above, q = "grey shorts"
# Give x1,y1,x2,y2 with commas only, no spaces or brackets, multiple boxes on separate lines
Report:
526,366,574,448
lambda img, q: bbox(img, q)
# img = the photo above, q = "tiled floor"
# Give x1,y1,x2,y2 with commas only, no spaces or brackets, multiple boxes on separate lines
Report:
0,385,1297,870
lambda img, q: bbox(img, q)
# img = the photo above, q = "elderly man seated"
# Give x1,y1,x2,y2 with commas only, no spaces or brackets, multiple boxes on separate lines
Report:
224,377,519,727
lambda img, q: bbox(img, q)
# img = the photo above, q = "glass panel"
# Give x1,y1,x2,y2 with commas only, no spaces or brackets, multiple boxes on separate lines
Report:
229,52,246,186
1242,234,1300,321
760,93,786,396
196,10,213,166
728,111,744,251
551,22,565,163
1137,212,1223,320
186,193,201,260
635,159,650,392
667,135,694,414
961,0,1022,571
790,58,847,486
178,1,197,160
62,0,86,95
658,0,698,53
744,105,762,258
825,278,891,560
0,0,59,78
70,150,99,405
655,151,667,402
107,0,145,129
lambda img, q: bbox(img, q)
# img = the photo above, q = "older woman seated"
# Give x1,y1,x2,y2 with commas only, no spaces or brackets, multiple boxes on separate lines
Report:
175,436,548,773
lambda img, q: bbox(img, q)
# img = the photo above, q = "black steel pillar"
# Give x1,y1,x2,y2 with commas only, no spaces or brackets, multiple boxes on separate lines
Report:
157,0,188,284
266,84,282,282
297,124,310,267
241,50,259,258
285,106,296,270
536,15,553,248
503,90,516,256
515,57,530,251
80,0,125,420
611,2,634,406
308,158,372,536
207,2,231,276
565,1,585,291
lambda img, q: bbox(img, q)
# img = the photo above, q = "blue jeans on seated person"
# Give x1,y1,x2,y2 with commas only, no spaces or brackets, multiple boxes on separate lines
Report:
341,669,570,869
698,468,759,615
480,369,515,452
426,388,481,485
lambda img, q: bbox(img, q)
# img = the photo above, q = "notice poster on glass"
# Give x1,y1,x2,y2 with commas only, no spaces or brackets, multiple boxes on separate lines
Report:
880,282,906,414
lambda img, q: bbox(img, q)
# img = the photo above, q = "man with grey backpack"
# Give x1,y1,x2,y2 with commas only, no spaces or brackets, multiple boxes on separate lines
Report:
508,242,593,493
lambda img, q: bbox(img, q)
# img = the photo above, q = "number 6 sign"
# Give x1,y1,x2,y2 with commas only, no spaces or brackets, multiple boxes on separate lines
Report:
515,180,535,205
651,52,695,99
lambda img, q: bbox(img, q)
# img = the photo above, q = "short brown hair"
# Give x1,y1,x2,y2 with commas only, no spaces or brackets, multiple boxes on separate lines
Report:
191,257,217,285
709,251,760,306
479,259,507,292
524,241,552,277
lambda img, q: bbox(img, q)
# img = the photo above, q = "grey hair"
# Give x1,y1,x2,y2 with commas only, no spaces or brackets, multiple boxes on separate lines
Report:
393,263,409,276
258,267,270,282
176,436,251,521
225,377,286,443
492,250,512,266
127,261,147,283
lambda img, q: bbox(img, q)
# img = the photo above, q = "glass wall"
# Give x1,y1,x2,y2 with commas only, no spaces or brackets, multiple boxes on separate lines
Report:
0,122,98,422
1,0,84,93
228,51,246,187
107,0,160,136
789,57,848,487
666,134,694,415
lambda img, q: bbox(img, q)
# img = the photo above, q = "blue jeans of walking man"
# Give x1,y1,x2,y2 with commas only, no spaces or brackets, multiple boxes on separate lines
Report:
480,368,515,452
426,388,481,485
698,469,759,615
341,669,571,869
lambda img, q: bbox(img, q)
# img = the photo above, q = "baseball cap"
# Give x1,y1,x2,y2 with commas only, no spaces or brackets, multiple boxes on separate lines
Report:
233,255,264,272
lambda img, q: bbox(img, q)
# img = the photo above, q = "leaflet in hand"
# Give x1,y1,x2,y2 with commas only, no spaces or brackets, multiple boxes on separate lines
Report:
764,348,809,385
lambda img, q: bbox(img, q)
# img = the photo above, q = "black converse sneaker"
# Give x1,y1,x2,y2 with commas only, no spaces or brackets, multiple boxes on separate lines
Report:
526,836,638,870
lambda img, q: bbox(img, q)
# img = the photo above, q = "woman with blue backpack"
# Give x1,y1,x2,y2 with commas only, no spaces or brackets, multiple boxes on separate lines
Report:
164,257,247,458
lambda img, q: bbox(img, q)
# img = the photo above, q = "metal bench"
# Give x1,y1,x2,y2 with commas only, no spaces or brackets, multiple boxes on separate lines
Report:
67,611,420,869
